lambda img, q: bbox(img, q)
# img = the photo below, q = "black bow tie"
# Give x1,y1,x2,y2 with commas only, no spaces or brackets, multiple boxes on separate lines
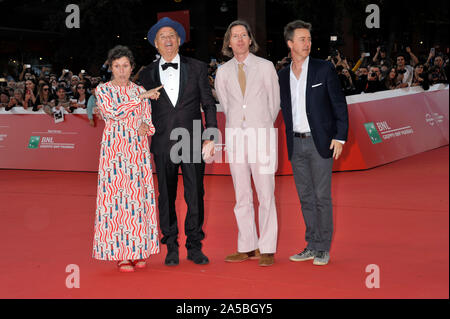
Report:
161,62,178,71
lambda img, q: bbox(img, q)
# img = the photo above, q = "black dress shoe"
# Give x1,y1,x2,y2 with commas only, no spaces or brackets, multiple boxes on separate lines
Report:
165,249,179,266
187,249,209,265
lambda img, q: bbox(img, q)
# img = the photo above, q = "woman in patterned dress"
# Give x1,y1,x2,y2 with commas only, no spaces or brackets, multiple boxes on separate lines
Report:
93,45,163,272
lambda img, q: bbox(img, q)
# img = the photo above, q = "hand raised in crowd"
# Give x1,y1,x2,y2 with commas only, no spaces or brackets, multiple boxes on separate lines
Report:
139,85,163,100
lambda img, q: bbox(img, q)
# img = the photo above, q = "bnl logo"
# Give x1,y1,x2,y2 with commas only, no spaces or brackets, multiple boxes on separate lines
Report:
28,136,41,149
364,123,383,145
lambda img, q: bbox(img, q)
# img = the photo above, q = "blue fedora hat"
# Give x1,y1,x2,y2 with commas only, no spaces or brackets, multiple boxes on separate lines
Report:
147,17,186,47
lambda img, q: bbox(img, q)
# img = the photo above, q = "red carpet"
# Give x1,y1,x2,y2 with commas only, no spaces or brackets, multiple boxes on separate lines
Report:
0,147,448,299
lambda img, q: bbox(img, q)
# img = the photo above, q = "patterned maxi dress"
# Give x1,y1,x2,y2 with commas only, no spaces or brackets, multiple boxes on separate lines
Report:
92,82,159,261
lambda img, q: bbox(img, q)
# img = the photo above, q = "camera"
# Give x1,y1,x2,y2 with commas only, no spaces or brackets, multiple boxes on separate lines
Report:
370,72,377,78
398,69,406,75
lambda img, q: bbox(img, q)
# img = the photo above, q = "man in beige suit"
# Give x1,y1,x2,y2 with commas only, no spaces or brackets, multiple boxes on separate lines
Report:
215,20,280,267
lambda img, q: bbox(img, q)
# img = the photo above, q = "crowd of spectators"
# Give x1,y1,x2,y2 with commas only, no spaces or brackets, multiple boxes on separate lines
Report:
330,45,449,96
1,44,449,120
274,45,449,96
0,64,106,126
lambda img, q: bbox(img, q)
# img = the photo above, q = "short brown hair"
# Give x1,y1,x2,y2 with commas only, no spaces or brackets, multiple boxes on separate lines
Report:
107,45,135,68
221,20,259,58
284,20,312,44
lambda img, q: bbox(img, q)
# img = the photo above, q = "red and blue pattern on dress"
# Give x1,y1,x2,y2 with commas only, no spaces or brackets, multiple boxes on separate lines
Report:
92,81,159,261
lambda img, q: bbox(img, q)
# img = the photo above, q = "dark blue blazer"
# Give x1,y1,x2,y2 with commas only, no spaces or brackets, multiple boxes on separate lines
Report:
278,58,349,159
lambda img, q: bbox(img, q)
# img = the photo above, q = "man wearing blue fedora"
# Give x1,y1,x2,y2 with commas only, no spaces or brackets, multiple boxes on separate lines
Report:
139,17,218,266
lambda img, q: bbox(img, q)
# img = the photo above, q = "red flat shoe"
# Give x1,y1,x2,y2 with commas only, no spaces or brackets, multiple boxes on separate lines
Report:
117,260,135,273
132,259,147,269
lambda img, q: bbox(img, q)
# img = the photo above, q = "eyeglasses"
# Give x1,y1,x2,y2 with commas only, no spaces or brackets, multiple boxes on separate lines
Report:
43,88,49,91
77,86,85,89
231,34,249,40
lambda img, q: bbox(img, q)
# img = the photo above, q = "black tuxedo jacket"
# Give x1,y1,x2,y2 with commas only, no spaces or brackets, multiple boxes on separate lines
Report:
278,58,349,159
139,55,217,157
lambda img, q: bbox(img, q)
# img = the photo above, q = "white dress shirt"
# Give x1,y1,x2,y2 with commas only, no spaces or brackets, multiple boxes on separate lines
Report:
290,56,310,133
159,54,180,107
290,56,345,144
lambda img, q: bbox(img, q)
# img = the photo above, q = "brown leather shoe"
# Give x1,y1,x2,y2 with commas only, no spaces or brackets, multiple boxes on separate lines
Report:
259,254,274,267
225,249,260,263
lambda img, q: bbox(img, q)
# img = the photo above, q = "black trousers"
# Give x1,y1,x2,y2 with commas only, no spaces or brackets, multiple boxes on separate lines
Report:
153,152,206,251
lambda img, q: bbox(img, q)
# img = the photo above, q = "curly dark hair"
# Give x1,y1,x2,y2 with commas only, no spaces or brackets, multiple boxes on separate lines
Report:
107,45,135,68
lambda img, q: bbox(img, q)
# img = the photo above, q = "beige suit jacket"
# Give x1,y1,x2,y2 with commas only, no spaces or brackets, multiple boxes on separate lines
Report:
215,53,280,130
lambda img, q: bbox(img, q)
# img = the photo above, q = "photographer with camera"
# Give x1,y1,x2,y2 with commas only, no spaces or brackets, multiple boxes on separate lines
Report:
395,53,414,88
373,46,393,69
355,66,369,94
362,65,385,93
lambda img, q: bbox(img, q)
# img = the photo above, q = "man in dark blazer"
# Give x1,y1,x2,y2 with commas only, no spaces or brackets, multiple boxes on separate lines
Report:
278,20,348,266
139,17,217,266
